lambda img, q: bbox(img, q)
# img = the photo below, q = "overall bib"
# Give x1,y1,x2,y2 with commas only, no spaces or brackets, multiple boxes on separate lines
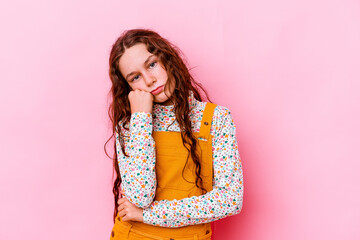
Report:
110,102,217,240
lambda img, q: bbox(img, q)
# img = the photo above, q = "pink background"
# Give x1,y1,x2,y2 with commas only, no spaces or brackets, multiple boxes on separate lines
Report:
1,0,359,239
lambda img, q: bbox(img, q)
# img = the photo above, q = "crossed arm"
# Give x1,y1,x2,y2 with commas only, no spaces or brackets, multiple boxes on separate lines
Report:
116,107,243,228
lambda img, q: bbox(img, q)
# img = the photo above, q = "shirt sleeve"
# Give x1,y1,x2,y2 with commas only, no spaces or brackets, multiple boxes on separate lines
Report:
142,106,244,227
116,112,156,208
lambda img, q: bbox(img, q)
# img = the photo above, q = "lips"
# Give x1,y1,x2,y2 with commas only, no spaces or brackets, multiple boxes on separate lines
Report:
151,85,164,95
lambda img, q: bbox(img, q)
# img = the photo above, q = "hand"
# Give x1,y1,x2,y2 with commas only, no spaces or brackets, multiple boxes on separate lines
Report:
118,191,144,222
128,89,153,114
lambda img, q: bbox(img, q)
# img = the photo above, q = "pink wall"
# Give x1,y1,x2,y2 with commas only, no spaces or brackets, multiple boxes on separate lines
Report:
1,0,359,239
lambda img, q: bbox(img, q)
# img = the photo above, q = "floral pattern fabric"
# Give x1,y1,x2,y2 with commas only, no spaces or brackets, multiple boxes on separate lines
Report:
115,91,243,228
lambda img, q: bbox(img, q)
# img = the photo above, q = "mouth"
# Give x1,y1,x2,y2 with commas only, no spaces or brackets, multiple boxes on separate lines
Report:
151,85,164,95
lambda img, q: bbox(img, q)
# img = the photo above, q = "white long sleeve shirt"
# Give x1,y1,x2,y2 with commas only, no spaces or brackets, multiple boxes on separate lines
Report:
115,91,243,227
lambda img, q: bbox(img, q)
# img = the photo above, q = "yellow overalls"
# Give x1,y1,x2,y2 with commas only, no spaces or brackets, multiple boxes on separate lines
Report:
110,102,217,240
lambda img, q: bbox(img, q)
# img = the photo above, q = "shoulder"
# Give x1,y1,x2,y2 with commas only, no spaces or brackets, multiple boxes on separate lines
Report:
203,102,235,136
206,102,233,123
193,99,233,124
213,104,232,117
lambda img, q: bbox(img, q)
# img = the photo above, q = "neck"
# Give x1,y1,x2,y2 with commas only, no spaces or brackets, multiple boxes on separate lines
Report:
154,98,174,106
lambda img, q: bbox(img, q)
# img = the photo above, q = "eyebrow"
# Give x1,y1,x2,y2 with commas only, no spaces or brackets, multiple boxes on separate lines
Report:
125,54,155,80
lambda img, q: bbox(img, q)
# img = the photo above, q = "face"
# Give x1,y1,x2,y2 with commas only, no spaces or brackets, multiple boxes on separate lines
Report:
118,43,175,105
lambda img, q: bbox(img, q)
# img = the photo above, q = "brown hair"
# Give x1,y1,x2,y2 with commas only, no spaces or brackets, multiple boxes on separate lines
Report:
104,28,211,222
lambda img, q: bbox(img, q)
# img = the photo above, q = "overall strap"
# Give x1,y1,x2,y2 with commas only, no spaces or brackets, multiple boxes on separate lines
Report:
198,102,217,140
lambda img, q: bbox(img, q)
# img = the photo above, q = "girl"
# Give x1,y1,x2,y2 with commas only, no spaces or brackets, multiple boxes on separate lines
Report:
106,29,243,240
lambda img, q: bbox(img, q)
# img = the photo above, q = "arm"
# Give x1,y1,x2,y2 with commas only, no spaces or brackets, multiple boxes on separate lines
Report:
142,106,244,227
116,112,156,208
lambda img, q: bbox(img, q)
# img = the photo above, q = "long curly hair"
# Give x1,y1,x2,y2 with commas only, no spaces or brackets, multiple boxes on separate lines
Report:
104,28,211,222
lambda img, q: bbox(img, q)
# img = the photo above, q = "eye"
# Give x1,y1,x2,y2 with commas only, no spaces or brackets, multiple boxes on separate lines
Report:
149,61,157,68
131,75,140,82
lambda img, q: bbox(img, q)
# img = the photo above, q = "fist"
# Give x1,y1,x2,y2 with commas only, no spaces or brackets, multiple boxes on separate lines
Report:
128,89,153,114
118,191,144,222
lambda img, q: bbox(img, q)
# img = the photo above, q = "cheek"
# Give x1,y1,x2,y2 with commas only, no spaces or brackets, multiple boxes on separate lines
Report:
128,82,143,91
165,77,176,95
155,65,168,79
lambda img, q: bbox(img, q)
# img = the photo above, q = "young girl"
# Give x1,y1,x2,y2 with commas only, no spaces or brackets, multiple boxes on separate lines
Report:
107,29,243,240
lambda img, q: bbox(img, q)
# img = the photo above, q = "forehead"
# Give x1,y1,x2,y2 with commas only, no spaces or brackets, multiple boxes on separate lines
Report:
118,43,152,76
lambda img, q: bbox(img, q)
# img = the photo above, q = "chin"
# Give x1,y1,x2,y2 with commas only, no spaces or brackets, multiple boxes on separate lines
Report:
154,96,172,105
153,90,174,105
154,98,167,104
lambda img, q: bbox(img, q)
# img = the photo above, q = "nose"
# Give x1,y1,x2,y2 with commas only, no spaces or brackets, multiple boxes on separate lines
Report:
143,72,156,86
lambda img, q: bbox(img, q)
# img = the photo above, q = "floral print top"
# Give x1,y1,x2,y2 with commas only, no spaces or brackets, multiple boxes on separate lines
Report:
115,91,243,228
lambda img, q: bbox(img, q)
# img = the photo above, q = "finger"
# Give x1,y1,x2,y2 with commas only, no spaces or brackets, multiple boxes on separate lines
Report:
121,213,132,222
117,203,126,212
118,197,129,205
118,202,130,212
122,215,128,222
120,201,130,209
118,208,127,218
118,198,125,205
